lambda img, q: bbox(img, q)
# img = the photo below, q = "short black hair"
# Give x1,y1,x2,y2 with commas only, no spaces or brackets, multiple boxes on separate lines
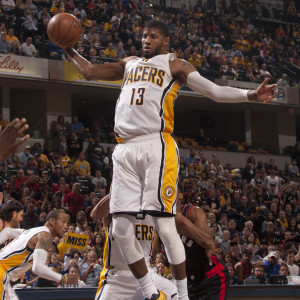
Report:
46,210,67,222
0,200,23,222
144,20,169,37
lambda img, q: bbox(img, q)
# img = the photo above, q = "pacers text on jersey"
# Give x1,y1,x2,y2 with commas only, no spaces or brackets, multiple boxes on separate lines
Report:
123,66,166,88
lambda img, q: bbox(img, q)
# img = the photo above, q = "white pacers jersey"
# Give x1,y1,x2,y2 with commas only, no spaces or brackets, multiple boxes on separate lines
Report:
114,53,180,141
0,226,49,282
104,215,155,270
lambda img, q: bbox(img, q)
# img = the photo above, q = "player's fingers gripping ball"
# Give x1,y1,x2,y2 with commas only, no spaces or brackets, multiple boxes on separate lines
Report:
47,13,82,47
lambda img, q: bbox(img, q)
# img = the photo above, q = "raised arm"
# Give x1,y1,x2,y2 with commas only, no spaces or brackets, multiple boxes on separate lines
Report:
170,59,277,103
31,231,76,284
0,118,29,163
63,47,135,81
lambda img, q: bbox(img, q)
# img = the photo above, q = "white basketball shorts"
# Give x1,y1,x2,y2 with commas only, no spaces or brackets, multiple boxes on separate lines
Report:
110,132,179,216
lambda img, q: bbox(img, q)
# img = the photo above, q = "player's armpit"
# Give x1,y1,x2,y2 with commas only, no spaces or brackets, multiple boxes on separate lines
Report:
170,59,196,85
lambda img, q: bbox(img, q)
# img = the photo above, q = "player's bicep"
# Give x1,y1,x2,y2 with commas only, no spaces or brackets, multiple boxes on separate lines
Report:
188,207,208,229
170,59,196,85
35,231,52,251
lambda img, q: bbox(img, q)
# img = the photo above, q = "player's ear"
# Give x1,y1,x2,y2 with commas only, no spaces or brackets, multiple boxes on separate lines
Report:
163,36,170,47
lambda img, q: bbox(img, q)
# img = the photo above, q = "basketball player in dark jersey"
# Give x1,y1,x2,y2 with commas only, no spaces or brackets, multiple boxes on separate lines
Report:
175,189,230,300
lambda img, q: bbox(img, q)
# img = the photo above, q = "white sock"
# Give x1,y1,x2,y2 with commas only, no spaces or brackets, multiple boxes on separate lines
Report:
137,272,158,299
175,278,188,300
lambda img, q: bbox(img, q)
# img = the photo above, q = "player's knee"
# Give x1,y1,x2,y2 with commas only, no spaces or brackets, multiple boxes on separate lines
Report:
112,215,135,241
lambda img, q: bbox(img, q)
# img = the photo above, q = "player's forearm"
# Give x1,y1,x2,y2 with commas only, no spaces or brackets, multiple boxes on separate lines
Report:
187,71,252,103
91,193,110,221
64,47,125,81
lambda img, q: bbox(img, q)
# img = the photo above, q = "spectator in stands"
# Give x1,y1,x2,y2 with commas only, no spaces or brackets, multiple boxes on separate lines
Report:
104,42,117,58
62,182,84,223
37,7,50,20
91,170,106,190
74,152,91,178
279,263,289,276
115,41,125,59
21,202,39,229
277,74,289,87
0,32,11,54
69,116,84,136
80,251,101,286
1,0,15,12
73,3,87,20
25,0,38,17
285,249,299,275
188,52,201,68
245,261,267,283
259,63,273,82
275,210,288,231
22,9,38,38
67,131,83,160
227,263,242,285
19,36,37,57
185,148,196,166
264,251,280,280
235,249,253,282
218,230,231,253
6,28,19,51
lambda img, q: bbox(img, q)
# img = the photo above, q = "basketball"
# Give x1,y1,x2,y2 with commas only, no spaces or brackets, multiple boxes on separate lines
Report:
47,13,82,47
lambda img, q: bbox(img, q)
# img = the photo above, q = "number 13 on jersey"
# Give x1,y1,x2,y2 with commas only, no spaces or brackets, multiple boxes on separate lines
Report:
130,88,145,106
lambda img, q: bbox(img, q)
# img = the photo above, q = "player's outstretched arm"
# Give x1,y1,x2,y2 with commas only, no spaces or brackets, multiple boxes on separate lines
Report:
170,59,277,103
0,118,29,163
63,47,134,81
31,231,76,284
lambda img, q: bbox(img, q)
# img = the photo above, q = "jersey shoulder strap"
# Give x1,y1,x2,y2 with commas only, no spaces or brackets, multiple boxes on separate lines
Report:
181,204,194,218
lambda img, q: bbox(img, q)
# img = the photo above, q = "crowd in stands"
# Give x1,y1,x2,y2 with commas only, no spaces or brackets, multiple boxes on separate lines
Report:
1,0,300,289
0,111,300,287
0,0,300,84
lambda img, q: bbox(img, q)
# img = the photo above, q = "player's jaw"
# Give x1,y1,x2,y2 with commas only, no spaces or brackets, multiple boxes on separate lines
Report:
143,42,164,59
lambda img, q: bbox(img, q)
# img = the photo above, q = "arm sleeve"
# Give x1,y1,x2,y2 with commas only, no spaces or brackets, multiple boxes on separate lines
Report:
187,71,249,103
63,254,70,272
0,228,24,244
32,249,62,282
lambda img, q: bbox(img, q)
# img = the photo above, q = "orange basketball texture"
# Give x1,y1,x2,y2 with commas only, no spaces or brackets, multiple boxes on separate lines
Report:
47,13,82,47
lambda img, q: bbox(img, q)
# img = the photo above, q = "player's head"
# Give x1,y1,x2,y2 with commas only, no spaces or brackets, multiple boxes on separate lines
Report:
46,210,69,238
0,200,24,228
142,20,170,59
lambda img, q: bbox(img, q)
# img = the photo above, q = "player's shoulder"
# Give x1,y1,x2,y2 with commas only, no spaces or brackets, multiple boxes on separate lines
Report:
121,56,139,64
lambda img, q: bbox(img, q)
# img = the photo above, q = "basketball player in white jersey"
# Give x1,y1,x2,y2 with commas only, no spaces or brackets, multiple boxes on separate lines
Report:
62,20,276,300
91,194,176,300
0,200,24,248
0,210,77,299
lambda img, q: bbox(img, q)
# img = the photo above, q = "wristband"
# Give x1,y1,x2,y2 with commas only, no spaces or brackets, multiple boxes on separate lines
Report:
63,275,68,284
247,90,257,101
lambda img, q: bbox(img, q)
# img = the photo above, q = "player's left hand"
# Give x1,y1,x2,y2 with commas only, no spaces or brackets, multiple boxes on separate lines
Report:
256,78,277,103
0,118,29,163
